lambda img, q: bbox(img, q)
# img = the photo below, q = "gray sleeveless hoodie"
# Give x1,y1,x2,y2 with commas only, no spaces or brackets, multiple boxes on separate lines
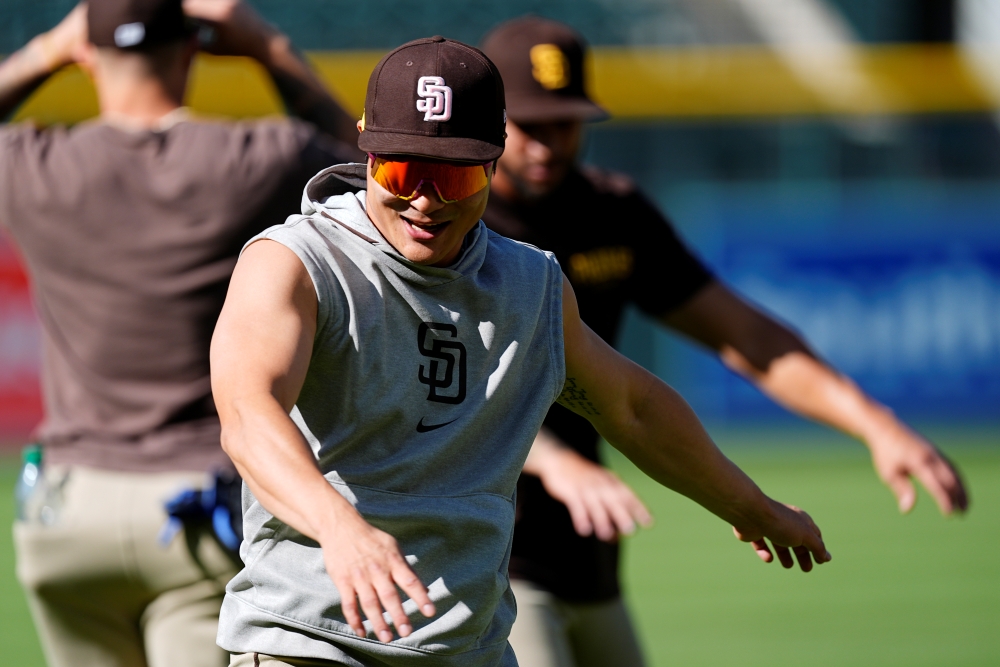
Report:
217,164,565,666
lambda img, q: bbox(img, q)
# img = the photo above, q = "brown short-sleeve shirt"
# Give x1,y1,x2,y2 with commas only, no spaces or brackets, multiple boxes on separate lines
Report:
483,166,714,602
0,118,352,472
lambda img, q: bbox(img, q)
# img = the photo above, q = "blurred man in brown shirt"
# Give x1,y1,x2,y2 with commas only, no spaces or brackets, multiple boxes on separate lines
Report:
0,1,359,665
481,16,968,667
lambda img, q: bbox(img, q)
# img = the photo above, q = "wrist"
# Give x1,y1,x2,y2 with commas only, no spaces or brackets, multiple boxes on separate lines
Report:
523,437,574,479
258,31,292,71
313,489,364,543
855,402,904,447
727,487,778,536
27,33,72,75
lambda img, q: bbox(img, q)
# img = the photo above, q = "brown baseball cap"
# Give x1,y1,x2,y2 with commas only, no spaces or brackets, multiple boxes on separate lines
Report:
88,0,191,50
357,36,507,163
481,16,608,124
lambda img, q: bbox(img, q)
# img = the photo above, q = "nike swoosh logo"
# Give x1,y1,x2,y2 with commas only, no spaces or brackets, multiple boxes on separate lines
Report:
416,417,457,433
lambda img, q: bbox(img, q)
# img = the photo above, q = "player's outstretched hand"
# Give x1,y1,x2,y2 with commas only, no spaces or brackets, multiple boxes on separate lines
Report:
319,512,436,643
866,422,969,515
535,445,652,542
732,502,831,572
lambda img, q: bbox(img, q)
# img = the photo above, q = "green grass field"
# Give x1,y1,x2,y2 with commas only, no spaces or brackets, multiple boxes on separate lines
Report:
612,427,1000,667
0,427,997,666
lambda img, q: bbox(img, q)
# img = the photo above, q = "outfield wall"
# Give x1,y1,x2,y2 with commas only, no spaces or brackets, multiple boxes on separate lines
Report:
614,177,1000,425
10,45,1000,127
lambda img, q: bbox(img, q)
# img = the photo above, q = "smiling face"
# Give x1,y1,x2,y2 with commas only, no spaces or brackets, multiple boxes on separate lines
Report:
365,156,493,267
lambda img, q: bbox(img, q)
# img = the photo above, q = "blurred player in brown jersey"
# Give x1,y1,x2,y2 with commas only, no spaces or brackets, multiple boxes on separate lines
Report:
480,16,969,667
0,1,359,665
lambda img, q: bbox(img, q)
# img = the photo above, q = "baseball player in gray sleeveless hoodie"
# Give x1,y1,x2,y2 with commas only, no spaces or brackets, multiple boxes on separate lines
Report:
211,38,832,667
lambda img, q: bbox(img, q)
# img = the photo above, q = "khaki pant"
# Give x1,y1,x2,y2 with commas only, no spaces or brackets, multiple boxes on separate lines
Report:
14,465,240,667
508,579,646,667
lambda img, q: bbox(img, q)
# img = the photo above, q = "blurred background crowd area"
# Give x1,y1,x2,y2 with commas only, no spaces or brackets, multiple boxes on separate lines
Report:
2,0,1000,438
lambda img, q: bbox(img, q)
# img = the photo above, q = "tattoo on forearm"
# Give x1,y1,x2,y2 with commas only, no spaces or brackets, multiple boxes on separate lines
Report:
556,377,601,416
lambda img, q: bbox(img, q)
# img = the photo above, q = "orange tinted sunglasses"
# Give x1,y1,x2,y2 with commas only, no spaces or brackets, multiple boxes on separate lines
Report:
369,154,492,203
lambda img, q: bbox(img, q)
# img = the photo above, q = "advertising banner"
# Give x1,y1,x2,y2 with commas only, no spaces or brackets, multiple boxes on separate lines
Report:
0,238,41,440
635,183,1000,424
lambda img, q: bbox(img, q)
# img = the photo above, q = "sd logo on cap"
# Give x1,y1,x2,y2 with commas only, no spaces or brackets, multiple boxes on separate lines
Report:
358,36,507,163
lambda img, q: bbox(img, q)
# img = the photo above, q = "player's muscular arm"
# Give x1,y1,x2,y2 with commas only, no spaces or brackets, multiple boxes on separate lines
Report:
661,281,969,515
211,240,434,643
184,0,360,147
0,4,86,119
559,275,831,570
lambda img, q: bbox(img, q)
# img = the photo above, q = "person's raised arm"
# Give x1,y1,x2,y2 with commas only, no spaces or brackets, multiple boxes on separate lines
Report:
0,4,87,120
210,239,434,642
660,281,969,515
559,275,831,570
183,0,360,147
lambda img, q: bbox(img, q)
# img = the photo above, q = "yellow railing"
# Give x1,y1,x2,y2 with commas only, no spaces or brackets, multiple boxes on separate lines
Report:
10,45,996,125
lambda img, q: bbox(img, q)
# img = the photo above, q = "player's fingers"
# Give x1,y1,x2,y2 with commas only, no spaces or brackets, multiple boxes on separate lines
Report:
371,571,411,639
793,545,814,573
884,470,917,514
583,492,615,542
564,496,595,538
946,459,970,512
617,484,653,528
793,507,824,542
389,556,435,619
356,580,392,642
774,544,795,569
746,535,773,563
798,521,832,564
358,583,392,644
604,492,638,537
809,515,822,539
914,466,954,516
336,580,366,638
935,453,970,512
913,458,965,515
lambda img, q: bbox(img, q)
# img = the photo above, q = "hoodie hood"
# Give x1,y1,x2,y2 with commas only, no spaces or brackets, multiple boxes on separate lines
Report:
297,163,488,288
302,162,367,210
